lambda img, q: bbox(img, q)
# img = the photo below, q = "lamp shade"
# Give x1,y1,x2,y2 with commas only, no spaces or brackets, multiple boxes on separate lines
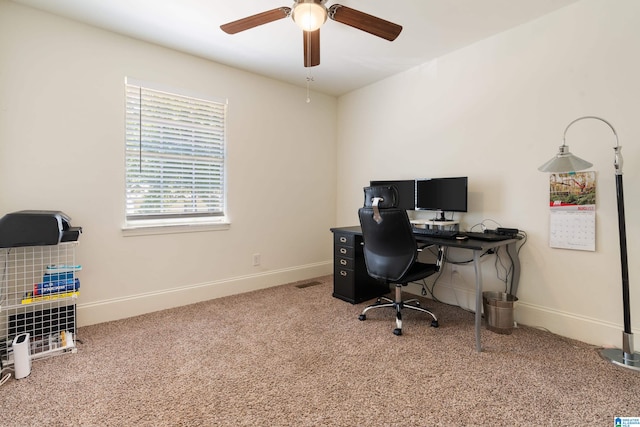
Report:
292,0,327,31
537,145,593,173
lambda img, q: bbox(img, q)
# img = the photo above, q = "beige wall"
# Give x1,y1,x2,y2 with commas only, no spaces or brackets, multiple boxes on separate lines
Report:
336,0,640,347
0,0,336,326
3,0,638,349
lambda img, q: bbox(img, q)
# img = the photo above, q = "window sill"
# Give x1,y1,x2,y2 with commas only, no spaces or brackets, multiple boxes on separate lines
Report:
122,219,230,237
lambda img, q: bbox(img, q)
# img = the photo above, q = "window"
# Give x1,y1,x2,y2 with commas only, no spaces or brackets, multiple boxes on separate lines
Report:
124,78,227,229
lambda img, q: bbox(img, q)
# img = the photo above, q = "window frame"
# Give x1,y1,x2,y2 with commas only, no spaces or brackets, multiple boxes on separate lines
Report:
123,77,229,235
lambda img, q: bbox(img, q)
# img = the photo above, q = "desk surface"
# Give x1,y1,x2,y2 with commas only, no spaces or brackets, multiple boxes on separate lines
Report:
330,226,519,250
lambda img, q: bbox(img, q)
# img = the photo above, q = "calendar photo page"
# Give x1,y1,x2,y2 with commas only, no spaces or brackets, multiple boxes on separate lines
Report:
548,171,596,251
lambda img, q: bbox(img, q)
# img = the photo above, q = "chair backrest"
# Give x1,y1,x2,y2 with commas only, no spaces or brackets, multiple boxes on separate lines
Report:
358,186,418,282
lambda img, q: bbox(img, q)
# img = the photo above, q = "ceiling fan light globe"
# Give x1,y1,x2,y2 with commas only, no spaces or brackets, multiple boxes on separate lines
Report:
292,1,327,31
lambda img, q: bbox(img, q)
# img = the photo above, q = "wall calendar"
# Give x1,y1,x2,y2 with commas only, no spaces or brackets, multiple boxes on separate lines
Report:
548,171,596,251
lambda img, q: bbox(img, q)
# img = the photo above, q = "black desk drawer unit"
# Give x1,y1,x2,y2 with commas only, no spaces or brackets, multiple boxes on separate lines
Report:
332,229,389,304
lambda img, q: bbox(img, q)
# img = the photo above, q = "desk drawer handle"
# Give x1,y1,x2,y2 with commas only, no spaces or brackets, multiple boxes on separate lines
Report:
339,248,347,255
340,259,347,266
339,237,347,243
340,270,348,277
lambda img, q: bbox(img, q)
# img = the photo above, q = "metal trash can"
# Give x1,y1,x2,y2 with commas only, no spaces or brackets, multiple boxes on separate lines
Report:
483,291,518,335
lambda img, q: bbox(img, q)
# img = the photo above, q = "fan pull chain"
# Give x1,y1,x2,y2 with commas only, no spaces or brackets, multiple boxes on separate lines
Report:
306,73,314,103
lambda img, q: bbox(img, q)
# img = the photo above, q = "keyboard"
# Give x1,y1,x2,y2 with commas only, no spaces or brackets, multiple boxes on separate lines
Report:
461,231,514,242
411,227,458,239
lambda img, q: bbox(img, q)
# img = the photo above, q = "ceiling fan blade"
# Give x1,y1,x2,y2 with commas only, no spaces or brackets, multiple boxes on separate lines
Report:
220,7,291,34
328,5,402,41
303,29,320,67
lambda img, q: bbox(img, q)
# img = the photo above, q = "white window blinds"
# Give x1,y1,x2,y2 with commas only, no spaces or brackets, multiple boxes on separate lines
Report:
125,79,226,222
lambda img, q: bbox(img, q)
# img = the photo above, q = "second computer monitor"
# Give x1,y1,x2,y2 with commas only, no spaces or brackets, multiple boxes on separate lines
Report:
369,179,416,211
415,177,468,220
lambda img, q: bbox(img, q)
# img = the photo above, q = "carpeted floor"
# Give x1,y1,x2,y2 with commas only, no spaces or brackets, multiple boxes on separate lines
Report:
2,275,639,426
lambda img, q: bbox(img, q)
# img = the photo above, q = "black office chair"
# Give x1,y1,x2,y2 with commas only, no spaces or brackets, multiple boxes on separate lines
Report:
358,186,440,336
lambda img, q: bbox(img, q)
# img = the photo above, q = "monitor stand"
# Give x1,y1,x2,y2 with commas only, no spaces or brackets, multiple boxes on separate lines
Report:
432,211,447,222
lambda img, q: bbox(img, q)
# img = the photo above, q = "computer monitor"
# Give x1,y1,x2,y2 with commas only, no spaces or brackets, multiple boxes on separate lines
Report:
369,179,415,211
415,177,468,221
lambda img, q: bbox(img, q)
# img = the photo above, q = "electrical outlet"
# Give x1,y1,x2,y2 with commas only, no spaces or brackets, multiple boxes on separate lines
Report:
252,253,261,266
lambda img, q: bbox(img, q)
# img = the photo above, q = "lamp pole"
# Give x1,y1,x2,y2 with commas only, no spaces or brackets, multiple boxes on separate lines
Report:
612,145,634,360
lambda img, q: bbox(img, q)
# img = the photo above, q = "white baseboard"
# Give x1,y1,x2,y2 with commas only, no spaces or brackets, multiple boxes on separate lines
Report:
514,302,631,349
404,280,634,349
77,261,332,327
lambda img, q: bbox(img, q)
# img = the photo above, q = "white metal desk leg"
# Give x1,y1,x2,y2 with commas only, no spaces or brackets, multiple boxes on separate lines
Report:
474,249,483,352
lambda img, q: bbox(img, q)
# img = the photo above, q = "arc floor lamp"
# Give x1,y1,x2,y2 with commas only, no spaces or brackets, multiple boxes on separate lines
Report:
538,115,639,371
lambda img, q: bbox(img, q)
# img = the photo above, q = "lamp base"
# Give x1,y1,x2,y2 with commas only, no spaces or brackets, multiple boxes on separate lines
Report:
599,348,640,372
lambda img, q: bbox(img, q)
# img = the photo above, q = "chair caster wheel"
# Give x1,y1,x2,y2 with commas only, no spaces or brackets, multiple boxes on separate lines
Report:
393,328,402,336
431,320,439,328
358,314,366,321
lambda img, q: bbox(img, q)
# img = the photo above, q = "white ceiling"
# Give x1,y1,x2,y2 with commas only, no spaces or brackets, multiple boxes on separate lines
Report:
11,0,580,96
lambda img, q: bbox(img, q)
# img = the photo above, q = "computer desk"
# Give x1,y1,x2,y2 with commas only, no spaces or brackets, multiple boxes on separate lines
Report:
330,226,521,352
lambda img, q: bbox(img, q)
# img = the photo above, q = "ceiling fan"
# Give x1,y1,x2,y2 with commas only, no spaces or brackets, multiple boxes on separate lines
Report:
220,0,403,68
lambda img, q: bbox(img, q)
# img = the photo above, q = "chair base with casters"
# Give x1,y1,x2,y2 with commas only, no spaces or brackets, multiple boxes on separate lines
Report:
358,281,439,336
